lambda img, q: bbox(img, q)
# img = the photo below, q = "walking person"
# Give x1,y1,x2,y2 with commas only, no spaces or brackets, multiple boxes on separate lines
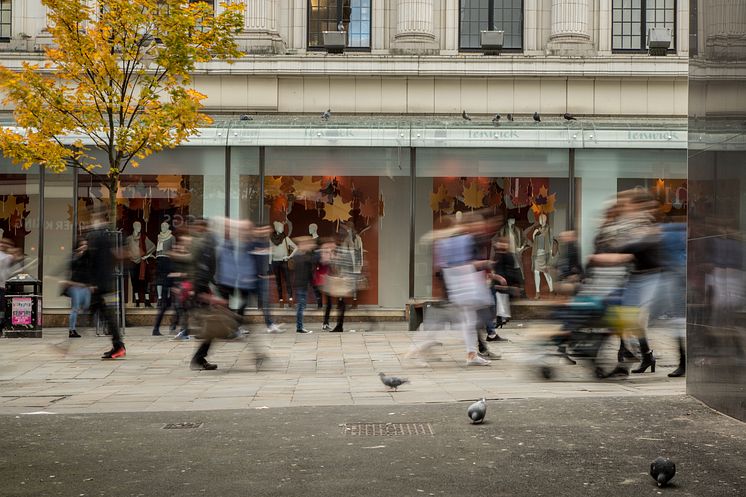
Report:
437,213,492,366
250,223,283,334
292,236,317,334
63,239,91,338
86,210,126,359
188,218,219,370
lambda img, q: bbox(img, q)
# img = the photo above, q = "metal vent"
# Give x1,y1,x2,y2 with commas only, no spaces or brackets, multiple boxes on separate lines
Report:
343,422,434,436
162,422,203,430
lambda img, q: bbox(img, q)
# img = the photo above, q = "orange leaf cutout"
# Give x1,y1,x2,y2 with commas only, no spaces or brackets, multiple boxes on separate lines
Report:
360,197,377,222
462,181,485,210
156,175,182,194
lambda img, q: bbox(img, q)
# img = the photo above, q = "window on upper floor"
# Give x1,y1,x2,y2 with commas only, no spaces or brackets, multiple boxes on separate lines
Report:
460,0,523,51
612,0,676,52
308,0,371,50
0,0,11,41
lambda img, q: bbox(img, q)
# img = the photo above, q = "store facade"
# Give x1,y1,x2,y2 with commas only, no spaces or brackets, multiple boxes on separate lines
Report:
1,118,687,315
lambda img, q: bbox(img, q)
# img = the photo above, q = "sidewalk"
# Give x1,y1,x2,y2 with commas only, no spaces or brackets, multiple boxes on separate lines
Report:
0,321,686,414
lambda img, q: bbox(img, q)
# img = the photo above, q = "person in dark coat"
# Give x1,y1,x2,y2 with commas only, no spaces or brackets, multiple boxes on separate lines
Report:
86,210,125,359
292,236,317,334
64,239,91,338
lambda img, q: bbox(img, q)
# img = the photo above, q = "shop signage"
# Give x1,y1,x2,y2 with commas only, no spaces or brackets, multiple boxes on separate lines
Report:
627,131,680,141
11,297,33,326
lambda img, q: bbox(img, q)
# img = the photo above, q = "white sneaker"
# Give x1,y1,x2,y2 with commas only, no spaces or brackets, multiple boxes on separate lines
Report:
466,356,491,366
266,324,284,334
322,324,331,331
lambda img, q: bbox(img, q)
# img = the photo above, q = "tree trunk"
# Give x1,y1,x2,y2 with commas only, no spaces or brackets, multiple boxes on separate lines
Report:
108,175,119,231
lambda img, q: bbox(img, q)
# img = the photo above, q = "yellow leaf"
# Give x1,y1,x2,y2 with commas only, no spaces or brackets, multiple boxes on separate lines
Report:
291,176,322,205
264,176,284,198
156,175,182,194
323,195,352,229
429,184,448,212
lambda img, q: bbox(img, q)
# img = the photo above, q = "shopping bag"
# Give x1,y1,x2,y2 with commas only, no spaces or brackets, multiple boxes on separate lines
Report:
442,265,492,307
323,274,354,297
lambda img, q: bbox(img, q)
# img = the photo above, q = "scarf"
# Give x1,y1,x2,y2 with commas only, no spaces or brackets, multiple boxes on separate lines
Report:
270,231,286,246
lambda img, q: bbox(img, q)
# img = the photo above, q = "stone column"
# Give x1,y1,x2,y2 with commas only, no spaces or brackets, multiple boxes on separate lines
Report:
237,0,286,54
391,0,438,55
546,0,595,56
705,0,746,61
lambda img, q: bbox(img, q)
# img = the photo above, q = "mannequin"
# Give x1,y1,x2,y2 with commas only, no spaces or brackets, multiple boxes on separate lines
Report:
269,221,297,305
155,221,174,303
308,223,322,307
127,221,155,307
494,218,525,274
524,214,554,299
342,221,366,304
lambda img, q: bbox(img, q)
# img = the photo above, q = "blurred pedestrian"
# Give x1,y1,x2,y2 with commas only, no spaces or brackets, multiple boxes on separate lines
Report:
250,224,283,334
62,239,91,338
487,237,522,342
323,235,354,333
189,218,219,369
86,210,125,359
659,219,686,377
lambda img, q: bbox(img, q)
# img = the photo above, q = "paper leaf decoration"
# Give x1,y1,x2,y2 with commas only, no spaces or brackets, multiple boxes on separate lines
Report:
323,195,352,230
430,184,448,212
272,194,288,213
292,176,322,207
0,195,24,221
264,176,284,199
360,197,377,222
172,189,192,208
462,181,485,210
156,175,182,195
531,185,557,217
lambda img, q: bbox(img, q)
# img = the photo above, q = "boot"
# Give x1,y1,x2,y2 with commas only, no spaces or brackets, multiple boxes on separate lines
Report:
668,338,685,377
632,351,656,374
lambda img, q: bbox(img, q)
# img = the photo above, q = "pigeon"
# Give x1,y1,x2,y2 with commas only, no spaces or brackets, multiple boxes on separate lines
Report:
650,457,676,487
533,112,541,122
492,114,501,123
321,109,331,121
239,114,253,121
563,112,577,121
507,113,514,122
337,21,344,31
467,398,487,424
378,372,409,391
461,110,472,121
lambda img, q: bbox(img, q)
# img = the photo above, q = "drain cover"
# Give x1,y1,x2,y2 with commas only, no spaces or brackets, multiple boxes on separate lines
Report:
162,422,203,430
343,422,434,436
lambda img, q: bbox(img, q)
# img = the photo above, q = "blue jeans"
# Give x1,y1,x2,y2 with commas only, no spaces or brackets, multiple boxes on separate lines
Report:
295,288,307,331
68,286,91,331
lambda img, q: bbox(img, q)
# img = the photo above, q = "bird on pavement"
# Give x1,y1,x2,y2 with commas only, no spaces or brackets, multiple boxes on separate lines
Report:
378,372,409,391
533,112,541,122
492,114,501,124
467,398,487,424
650,457,676,487
321,109,331,121
507,113,514,122
240,114,253,121
563,113,577,121
462,110,472,121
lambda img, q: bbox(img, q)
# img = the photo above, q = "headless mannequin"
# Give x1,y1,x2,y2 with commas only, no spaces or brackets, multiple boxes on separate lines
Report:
127,221,155,307
155,221,174,301
269,221,297,304
526,214,554,299
342,221,365,303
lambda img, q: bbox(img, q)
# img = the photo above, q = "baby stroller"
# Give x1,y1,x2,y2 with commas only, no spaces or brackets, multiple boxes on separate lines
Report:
538,266,629,380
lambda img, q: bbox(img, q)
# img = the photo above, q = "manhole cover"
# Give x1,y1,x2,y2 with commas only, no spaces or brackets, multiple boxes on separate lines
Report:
343,422,434,436
162,422,203,430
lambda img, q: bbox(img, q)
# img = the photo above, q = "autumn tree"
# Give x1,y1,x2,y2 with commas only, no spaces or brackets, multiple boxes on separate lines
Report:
0,0,243,225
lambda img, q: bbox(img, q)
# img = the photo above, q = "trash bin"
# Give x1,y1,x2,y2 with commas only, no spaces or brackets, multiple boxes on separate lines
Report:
3,274,42,338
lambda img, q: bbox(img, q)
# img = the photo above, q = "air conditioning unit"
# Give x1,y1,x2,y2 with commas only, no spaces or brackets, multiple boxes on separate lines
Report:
322,31,346,54
480,30,504,55
648,27,672,56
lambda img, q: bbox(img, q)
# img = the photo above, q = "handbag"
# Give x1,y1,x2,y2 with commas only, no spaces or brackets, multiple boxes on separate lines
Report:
442,265,493,307
194,304,240,340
